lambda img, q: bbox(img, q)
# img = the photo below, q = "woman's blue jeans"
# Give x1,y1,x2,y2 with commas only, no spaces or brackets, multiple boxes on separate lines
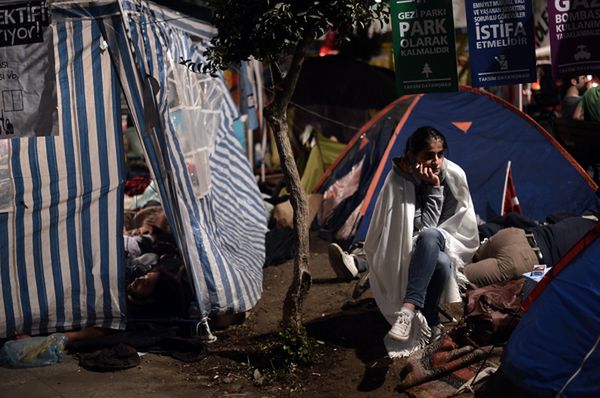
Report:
404,228,451,327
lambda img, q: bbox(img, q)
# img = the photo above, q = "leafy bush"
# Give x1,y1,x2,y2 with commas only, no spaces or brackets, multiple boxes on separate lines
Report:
262,326,324,372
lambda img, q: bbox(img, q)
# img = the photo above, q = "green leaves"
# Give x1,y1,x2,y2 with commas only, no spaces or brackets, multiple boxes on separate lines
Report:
261,326,324,371
201,0,389,72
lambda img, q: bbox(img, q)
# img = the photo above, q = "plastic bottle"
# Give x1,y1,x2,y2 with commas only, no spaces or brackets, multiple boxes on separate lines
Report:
0,333,67,368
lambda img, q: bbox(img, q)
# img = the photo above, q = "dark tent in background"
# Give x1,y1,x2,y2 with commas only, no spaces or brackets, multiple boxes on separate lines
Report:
314,86,599,244
289,55,397,144
292,56,397,109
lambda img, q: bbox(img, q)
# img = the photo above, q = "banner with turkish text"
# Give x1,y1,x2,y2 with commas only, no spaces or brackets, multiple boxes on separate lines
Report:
466,0,537,87
547,0,600,78
0,0,56,138
390,0,458,95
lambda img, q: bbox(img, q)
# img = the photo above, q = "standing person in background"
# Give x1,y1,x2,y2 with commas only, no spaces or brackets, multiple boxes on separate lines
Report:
560,75,588,118
574,85,600,123
364,126,479,357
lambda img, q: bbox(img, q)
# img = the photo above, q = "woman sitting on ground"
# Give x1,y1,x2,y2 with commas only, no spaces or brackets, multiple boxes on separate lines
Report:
364,126,479,356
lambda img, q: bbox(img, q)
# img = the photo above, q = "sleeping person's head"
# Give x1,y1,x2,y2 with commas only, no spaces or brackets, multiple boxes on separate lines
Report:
128,205,171,236
127,268,185,318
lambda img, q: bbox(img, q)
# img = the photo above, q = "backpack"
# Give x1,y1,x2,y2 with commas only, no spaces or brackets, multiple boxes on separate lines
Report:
463,278,526,346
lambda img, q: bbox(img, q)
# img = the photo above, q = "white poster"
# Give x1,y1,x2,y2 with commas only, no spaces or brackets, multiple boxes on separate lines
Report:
0,1,56,138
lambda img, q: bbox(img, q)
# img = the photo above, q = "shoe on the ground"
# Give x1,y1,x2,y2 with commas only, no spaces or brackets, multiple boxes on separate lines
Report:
430,323,445,344
387,311,413,342
328,243,359,280
352,271,370,299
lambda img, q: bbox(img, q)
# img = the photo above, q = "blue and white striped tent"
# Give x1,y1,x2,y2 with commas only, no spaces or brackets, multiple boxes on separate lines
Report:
0,0,266,338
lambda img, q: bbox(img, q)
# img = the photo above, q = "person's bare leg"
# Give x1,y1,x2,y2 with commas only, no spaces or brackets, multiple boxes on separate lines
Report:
64,327,113,347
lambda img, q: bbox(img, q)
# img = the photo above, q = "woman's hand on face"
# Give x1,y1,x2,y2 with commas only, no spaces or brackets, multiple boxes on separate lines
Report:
413,163,441,186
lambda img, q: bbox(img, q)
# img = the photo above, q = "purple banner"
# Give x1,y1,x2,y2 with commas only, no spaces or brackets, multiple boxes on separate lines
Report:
547,0,600,78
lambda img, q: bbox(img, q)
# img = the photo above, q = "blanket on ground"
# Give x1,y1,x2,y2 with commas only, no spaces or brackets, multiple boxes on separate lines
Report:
397,334,501,398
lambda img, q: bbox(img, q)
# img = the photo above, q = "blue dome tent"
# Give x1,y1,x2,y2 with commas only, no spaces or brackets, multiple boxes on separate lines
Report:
497,223,600,397
314,86,599,244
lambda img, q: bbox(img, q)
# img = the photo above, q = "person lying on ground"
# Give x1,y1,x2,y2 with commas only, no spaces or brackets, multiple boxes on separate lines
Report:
11,267,188,349
64,267,240,347
127,205,171,236
123,205,178,265
362,126,479,354
126,267,187,320
464,212,598,287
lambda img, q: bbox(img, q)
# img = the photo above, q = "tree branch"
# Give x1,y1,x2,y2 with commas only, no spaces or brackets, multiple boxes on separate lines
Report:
269,40,306,114
269,56,284,88
279,40,306,107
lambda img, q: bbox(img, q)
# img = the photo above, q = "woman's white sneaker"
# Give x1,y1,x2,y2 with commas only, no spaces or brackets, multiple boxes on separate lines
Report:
387,310,413,341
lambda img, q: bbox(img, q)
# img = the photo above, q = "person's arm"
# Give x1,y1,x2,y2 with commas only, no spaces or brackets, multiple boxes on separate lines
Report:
412,161,444,230
416,185,445,230
573,101,585,120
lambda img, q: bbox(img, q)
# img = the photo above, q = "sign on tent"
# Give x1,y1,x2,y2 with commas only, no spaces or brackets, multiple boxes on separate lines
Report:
0,0,56,138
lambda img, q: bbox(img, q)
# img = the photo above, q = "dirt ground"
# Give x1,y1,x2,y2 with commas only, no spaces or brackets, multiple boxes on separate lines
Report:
0,233,472,398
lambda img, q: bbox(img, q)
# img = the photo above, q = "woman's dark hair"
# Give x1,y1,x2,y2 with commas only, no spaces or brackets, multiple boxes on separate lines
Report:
405,126,448,156
128,268,186,319
150,270,186,318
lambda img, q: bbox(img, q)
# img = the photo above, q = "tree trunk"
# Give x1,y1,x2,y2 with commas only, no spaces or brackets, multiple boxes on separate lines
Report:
265,109,310,333
264,44,311,334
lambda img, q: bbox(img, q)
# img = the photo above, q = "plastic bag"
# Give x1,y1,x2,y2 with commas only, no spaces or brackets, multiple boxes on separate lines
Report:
0,333,67,368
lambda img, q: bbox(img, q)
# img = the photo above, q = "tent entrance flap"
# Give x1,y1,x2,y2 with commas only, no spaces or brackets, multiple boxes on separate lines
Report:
0,0,267,338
